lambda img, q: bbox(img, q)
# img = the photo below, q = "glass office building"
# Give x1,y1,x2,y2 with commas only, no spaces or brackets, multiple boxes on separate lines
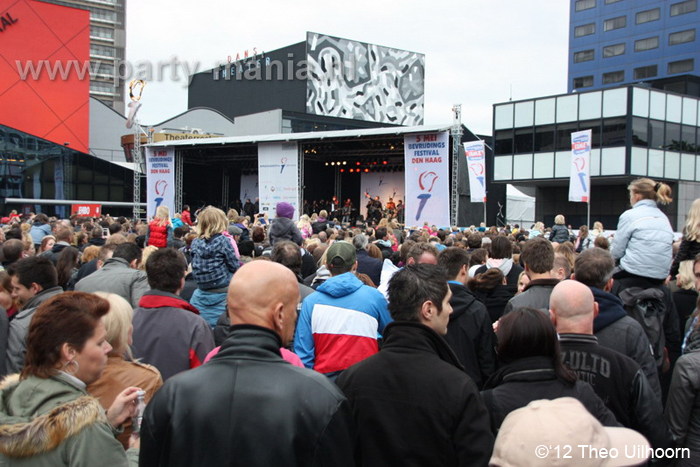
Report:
492,85,700,229
0,124,134,216
569,0,699,95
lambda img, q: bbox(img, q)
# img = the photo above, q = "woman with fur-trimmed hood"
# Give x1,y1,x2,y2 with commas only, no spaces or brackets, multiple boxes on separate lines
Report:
0,292,142,466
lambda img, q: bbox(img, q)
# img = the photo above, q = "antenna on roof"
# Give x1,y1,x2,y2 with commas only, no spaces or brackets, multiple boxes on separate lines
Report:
509,84,513,102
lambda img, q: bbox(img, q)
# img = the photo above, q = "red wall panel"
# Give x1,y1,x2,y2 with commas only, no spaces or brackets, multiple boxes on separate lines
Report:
0,0,90,153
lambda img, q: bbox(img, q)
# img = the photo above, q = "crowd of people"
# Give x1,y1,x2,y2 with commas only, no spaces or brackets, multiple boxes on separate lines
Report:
0,177,698,465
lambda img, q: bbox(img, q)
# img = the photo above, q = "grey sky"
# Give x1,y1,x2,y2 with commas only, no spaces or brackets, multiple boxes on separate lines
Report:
126,0,570,136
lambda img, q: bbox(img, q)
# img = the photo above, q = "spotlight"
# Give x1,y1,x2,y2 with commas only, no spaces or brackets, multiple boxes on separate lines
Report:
331,162,335,166
325,162,328,166
356,161,361,166
373,161,377,165
364,168,369,173
343,161,347,165
340,169,344,173
383,161,387,165
349,168,354,173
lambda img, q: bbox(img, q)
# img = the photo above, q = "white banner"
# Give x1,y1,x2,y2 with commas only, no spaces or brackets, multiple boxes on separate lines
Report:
239,174,259,204
404,132,450,227
569,129,592,203
360,171,405,219
258,142,299,219
463,140,487,203
146,147,175,218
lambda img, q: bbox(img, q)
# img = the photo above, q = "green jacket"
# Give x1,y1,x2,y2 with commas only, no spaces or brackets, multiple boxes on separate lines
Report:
0,373,138,466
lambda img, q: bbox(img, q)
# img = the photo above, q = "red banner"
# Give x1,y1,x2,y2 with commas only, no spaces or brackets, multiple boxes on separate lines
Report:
71,204,101,217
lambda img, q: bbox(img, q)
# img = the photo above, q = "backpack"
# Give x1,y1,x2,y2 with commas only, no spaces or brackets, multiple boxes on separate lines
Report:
618,287,666,368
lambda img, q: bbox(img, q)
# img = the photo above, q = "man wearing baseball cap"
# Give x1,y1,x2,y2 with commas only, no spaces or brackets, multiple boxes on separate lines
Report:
294,241,391,380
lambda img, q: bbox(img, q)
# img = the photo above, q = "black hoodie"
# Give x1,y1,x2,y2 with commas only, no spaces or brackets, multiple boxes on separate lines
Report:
444,282,497,389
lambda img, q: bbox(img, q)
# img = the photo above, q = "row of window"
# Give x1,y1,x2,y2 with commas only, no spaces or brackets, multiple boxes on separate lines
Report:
575,0,696,16
494,118,700,156
573,29,697,63
572,59,695,89
574,1,697,38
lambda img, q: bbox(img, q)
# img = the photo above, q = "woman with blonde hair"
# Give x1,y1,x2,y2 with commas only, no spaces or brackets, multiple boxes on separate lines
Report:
673,260,698,333
611,177,674,283
670,198,700,278
146,205,172,248
87,292,162,449
139,245,158,270
190,207,240,327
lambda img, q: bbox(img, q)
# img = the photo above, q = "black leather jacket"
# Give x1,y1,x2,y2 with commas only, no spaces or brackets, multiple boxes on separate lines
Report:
559,333,673,453
140,325,355,467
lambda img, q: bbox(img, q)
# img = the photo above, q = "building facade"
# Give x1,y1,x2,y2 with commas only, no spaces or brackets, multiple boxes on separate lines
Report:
39,0,127,114
188,32,426,134
492,85,700,230
569,0,699,96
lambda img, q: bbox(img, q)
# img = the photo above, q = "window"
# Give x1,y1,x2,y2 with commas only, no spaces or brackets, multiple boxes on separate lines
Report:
514,128,534,154
575,23,596,37
90,26,114,40
603,43,626,58
574,49,595,63
669,29,697,45
632,117,649,147
634,65,658,79
602,118,626,146
635,37,659,52
605,0,623,3
575,0,596,11
668,59,695,74
604,16,627,31
90,45,115,57
636,8,660,24
573,76,594,88
534,125,555,152
494,131,513,155
671,0,697,16
603,71,625,84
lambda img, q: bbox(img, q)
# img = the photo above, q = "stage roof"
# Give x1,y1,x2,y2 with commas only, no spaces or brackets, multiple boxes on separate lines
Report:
146,124,454,149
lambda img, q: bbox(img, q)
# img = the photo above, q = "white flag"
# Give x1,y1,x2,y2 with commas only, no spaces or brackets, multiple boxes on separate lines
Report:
569,129,592,203
463,141,487,203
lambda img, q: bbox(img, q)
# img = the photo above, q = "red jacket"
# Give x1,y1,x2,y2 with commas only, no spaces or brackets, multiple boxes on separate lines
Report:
181,210,193,226
148,220,170,248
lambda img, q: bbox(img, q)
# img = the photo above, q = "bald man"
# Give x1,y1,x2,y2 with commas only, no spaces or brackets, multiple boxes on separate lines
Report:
140,261,355,467
550,280,673,452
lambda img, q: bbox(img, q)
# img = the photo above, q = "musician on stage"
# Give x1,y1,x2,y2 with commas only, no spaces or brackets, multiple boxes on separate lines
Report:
385,198,396,219
341,199,353,224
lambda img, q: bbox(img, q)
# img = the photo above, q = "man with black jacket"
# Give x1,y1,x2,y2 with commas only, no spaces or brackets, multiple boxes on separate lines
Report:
353,234,382,286
573,248,663,403
336,264,494,467
503,237,559,315
140,261,354,467
550,280,674,455
438,247,496,388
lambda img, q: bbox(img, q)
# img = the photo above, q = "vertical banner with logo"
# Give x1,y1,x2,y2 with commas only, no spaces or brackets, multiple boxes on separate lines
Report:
404,131,450,227
463,140,487,203
258,142,299,219
569,130,592,203
146,147,175,218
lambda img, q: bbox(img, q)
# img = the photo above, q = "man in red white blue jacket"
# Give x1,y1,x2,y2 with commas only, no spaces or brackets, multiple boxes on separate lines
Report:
294,241,391,379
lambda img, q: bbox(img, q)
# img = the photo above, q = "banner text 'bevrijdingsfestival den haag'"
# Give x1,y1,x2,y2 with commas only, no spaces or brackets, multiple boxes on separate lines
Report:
404,132,450,227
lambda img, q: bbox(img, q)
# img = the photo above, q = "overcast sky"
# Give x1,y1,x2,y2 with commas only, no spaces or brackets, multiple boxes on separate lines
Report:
126,0,570,136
